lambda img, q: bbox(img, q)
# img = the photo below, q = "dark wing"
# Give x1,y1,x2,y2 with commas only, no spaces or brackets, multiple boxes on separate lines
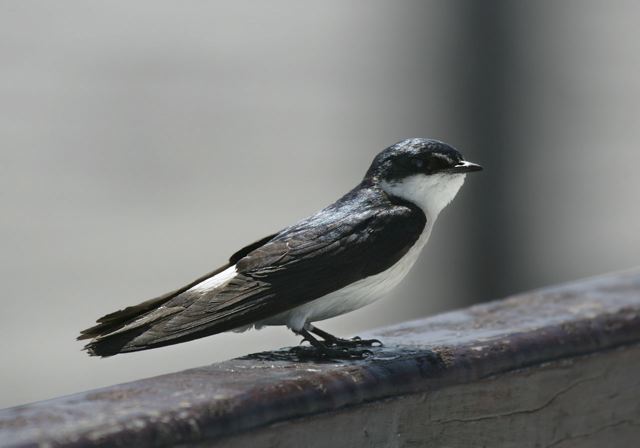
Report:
84,203,425,356
77,233,278,341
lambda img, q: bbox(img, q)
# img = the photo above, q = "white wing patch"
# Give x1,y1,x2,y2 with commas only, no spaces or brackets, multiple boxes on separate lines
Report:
189,265,238,293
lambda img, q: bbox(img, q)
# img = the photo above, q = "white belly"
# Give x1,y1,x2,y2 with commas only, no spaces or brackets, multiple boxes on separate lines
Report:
256,224,433,331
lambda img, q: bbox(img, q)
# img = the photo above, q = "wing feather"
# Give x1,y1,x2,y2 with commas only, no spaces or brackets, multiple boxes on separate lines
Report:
82,191,426,356
78,234,277,342
113,201,426,351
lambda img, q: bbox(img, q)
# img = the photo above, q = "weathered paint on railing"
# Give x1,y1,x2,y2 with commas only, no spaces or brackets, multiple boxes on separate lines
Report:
1,270,640,447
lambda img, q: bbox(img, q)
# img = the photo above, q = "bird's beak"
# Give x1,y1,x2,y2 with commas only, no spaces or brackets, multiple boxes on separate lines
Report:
449,160,483,173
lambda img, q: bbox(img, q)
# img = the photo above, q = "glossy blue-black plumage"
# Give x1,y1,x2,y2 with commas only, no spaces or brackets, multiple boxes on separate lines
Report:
80,138,469,356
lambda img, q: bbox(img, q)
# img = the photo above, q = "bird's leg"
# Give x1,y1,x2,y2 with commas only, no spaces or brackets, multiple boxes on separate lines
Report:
308,324,383,348
292,328,373,360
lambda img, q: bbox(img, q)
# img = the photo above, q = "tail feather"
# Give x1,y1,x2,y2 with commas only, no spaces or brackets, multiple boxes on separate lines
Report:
83,326,150,357
77,296,171,342
78,264,235,356
80,304,186,356
78,234,279,357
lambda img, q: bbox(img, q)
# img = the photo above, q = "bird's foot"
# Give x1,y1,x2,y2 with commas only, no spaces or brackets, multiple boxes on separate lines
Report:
289,345,373,360
305,325,383,349
327,336,383,348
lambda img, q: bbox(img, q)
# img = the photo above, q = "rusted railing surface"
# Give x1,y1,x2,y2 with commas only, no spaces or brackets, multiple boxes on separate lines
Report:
2,270,640,447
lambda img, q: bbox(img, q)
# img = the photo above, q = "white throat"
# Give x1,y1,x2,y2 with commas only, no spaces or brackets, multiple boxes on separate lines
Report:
380,173,466,218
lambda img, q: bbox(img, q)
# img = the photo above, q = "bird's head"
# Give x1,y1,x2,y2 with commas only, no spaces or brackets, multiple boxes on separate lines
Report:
365,138,482,217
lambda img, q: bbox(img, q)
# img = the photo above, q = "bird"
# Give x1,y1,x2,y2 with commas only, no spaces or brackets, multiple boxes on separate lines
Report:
79,138,482,359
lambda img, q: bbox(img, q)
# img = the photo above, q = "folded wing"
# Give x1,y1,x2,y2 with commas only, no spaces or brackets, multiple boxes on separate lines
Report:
81,200,425,356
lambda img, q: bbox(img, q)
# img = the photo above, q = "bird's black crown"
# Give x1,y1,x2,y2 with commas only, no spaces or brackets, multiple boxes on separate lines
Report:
365,138,479,182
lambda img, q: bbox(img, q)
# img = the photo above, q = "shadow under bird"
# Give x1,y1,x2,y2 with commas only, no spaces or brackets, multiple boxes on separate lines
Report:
79,138,482,359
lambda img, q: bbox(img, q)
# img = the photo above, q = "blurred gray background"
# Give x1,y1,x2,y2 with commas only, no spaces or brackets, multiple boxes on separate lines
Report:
1,1,639,408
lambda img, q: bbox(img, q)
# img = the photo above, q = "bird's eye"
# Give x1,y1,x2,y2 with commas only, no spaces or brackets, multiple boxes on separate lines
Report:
427,156,451,172
414,159,424,169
